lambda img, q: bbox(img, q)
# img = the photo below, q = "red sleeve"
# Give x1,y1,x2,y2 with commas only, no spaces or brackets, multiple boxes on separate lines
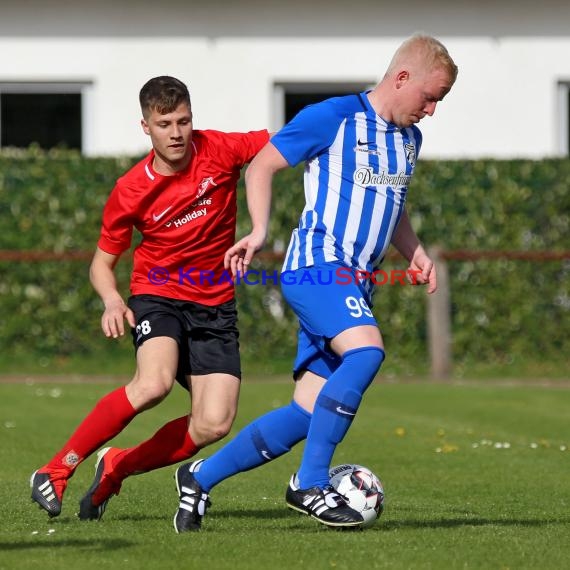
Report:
97,180,135,255
223,130,270,168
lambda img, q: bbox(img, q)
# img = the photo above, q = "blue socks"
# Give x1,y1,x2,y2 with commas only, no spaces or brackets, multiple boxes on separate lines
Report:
297,346,385,489
195,400,311,492
194,346,384,493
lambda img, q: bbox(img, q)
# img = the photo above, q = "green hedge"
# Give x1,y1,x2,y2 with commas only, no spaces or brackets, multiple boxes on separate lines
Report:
0,148,568,373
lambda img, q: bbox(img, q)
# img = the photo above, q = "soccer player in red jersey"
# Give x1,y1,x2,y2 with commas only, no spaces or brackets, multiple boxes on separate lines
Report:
30,76,269,521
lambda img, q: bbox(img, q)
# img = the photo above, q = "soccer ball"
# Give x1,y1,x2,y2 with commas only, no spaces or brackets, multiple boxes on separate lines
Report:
329,464,384,528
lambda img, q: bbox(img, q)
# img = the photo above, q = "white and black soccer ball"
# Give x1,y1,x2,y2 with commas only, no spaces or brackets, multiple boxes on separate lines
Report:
329,463,384,528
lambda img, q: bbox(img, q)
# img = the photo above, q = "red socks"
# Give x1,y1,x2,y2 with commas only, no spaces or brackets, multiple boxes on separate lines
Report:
42,389,197,489
43,386,137,478
112,416,199,480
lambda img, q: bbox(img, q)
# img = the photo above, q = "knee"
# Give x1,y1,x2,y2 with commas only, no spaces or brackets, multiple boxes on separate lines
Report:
127,374,173,410
190,416,233,447
338,347,385,393
344,346,385,373
368,346,385,371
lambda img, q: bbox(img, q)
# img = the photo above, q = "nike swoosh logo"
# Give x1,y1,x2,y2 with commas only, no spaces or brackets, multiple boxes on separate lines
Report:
261,450,273,460
336,406,356,416
357,138,375,146
153,206,173,222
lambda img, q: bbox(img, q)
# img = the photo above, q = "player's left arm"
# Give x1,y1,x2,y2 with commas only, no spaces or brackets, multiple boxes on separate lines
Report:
390,209,437,294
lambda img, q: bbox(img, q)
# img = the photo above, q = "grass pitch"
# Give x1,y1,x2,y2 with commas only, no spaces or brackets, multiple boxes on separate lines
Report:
0,377,568,570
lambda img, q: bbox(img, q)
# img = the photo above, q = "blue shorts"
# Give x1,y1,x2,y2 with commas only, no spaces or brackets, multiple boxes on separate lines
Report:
280,261,378,379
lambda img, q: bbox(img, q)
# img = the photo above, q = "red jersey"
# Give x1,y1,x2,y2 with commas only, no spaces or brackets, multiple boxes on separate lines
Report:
97,129,270,305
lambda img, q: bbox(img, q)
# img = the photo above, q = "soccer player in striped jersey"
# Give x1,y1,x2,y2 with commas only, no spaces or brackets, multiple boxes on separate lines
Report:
30,76,269,521
173,34,458,530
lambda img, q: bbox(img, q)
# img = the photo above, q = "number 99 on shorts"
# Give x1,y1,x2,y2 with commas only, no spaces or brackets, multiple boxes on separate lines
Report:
345,296,373,318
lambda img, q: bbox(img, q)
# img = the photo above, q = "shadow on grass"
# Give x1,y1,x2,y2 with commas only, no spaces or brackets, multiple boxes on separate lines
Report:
191,507,570,531
0,538,134,551
380,517,570,530
65,508,569,532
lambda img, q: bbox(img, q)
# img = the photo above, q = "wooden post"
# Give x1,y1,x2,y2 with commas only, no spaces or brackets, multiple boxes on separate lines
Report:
427,246,452,380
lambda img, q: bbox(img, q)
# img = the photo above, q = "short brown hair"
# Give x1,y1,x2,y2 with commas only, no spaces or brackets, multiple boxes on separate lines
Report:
139,76,191,118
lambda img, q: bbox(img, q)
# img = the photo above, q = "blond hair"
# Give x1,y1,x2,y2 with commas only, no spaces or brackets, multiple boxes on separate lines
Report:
386,34,458,83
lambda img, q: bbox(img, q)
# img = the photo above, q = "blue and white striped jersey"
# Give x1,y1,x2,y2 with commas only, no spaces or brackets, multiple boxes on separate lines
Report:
272,91,422,297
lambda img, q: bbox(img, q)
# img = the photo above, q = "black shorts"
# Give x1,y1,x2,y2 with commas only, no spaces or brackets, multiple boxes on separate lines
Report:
127,294,241,388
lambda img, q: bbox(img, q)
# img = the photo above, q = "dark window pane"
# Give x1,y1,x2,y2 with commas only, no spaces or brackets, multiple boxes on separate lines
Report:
285,92,341,123
1,93,81,150
287,92,348,123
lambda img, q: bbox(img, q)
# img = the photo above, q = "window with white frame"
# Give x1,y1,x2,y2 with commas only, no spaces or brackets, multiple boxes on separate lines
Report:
557,81,570,156
0,82,91,152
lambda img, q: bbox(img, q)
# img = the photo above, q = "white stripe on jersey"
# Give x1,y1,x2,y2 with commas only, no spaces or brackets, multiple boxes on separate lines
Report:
144,163,155,181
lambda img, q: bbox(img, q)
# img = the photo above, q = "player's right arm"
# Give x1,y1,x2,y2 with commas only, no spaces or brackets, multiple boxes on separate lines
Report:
225,142,289,277
89,247,135,338
225,100,340,276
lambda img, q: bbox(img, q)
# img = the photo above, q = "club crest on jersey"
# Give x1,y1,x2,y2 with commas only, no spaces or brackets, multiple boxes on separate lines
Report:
196,177,217,199
404,143,416,167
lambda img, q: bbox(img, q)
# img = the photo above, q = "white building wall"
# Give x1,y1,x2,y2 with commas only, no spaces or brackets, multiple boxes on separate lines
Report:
1,0,570,159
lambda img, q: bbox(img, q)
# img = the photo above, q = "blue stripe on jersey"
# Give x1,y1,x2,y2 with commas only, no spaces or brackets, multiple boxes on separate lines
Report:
372,187,395,265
